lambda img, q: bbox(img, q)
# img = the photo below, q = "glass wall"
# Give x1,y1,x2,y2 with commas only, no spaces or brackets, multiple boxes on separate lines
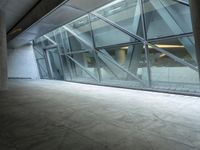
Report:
33,0,200,94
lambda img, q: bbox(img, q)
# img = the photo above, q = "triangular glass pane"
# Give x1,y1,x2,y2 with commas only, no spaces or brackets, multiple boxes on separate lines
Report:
68,32,91,51
34,48,44,59
53,28,70,54
149,36,198,66
65,14,94,51
149,47,200,92
69,52,99,83
37,59,49,79
45,32,56,41
60,56,72,81
143,0,193,39
94,0,143,37
47,49,64,80
98,58,119,81
90,14,139,47
97,43,148,87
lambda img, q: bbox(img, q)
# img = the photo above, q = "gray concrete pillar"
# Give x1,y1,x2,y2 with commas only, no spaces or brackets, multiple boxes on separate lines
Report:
189,1,200,77
0,10,7,90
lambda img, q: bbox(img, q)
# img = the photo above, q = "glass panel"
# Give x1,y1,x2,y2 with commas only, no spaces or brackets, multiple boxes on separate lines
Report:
94,0,143,37
97,44,148,87
37,59,49,79
45,32,56,41
60,55,72,81
149,46,200,92
60,28,71,53
143,0,193,39
90,14,138,47
42,36,52,47
34,48,44,59
54,29,67,54
34,38,43,48
149,36,197,66
65,15,93,51
47,48,64,80
69,51,98,83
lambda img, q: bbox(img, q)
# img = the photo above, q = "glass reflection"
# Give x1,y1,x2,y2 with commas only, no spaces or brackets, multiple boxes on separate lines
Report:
33,0,199,94
143,0,193,39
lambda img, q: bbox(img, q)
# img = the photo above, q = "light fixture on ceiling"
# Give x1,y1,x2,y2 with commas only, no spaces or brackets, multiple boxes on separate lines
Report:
8,27,22,35
94,0,125,12
159,53,166,58
149,44,184,49
121,46,129,49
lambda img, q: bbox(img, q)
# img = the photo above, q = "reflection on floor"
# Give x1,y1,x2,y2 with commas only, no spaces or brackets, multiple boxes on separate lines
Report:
0,80,200,150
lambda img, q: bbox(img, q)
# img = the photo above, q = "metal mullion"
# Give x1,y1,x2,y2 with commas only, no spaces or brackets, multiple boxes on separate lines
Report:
33,46,44,79
37,60,48,75
89,14,102,83
64,30,74,80
36,58,45,61
36,59,43,79
44,35,57,45
98,50,146,86
65,49,91,55
34,47,44,57
95,41,143,50
53,31,65,81
125,0,141,71
58,28,72,81
59,28,69,55
42,44,57,50
148,33,194,43
139,0,152,87
66,55,99,82
91,12,145,42
173,0,189,6
41,37,52,79
45,50,54,79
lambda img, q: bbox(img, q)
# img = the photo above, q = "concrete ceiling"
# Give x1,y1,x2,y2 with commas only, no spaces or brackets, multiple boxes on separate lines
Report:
0,0,39,31
7,0,113,48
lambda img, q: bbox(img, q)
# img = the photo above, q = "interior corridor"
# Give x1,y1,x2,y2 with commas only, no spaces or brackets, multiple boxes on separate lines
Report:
0,80,200,150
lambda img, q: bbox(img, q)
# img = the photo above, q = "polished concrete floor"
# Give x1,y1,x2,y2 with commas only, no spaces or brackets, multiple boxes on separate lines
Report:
0,80,200,150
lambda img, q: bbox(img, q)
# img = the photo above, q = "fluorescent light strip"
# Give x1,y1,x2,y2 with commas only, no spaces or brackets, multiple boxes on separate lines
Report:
94,0,125,12
149,44,184,49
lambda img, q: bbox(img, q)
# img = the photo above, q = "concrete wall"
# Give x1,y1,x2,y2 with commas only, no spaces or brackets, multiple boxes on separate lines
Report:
0,10,7,90
8,44,40,79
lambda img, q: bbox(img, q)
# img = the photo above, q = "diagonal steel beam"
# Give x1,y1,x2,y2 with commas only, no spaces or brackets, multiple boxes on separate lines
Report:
44,35,58,45
148,43,198,72
92,8,198,72
174,0,189,5
34,46,44,57
66,55,99,82
98,50,146,85
91,12,145,42
63,26,93,48
97,50,123,79
153,0,196,62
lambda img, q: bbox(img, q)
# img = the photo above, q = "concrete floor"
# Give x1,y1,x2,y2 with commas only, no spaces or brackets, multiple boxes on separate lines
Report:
0,80,200,150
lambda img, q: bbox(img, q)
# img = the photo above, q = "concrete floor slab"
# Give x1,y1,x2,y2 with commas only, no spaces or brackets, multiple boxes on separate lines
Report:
0,79,200,150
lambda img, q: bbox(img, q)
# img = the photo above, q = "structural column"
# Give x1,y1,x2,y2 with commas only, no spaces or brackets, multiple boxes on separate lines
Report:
0,10,7,90
189,1,200,77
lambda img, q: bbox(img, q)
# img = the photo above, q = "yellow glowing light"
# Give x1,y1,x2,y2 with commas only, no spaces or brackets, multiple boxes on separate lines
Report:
159,54,166,58
148,44,184,49
121,46,129,49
